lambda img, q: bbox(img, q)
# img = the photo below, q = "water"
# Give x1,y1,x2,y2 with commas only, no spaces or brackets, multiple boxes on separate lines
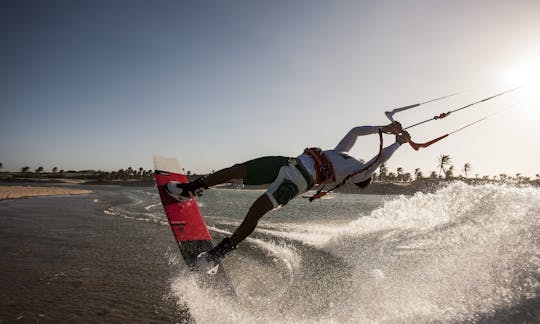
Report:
95,182,540,323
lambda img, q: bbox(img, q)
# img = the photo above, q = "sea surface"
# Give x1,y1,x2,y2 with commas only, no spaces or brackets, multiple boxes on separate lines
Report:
1,182,539,323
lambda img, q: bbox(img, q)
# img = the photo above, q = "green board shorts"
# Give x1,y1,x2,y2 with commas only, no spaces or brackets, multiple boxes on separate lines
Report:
243,156,291,185
243,156,311,208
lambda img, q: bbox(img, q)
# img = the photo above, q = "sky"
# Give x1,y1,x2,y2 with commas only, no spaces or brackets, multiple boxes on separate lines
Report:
1,0,540,177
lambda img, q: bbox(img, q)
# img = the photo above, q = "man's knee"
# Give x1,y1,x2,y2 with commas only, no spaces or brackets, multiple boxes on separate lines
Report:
249,194,274,217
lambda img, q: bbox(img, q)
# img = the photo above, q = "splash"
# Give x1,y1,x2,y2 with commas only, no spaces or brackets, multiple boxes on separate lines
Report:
170,182,540,323
325,182,540,322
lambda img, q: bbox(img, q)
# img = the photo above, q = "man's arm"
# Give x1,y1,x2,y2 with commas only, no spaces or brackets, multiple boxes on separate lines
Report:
334,126,379,153
352,131,410,180
334,122,402,153
360,142,401,176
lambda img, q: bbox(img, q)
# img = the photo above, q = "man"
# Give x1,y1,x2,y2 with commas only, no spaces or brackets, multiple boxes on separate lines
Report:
166,122,410,271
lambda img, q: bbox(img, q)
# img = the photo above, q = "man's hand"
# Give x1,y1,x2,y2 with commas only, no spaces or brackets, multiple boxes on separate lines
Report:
396,131,411,144
381,121,402,134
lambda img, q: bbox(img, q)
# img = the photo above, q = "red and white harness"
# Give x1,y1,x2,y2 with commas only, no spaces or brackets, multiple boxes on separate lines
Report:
303,147,336,185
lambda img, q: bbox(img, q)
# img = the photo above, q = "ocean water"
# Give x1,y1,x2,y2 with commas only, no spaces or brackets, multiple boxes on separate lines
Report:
96,181,540,323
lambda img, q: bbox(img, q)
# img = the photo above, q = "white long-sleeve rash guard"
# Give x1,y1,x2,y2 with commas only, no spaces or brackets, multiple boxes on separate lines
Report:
297,126,401,185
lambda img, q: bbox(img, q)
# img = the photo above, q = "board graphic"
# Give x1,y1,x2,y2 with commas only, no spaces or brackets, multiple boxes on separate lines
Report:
153,154,235,295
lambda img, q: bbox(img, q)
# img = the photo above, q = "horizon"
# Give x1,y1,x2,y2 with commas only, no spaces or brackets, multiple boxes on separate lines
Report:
2,0,540,177
2,157,539,181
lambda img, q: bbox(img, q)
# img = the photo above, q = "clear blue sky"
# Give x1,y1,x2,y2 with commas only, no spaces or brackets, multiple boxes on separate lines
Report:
1,0,539,177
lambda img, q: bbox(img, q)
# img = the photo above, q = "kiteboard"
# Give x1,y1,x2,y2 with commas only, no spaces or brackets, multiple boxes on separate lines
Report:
153,154,235,296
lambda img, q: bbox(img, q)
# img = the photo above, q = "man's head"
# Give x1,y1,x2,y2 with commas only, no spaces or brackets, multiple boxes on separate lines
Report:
354,176,372,189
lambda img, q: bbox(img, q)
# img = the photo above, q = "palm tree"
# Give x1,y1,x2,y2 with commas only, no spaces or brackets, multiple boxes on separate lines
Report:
438,154,452,177
21,166,30,176
52,167,58,173
379,163,388,181
0,162,3,170
430,171,438,179
445,165,454,179
35,166,44,174
396,167,404,181
403,172,412,182
463,163,471,178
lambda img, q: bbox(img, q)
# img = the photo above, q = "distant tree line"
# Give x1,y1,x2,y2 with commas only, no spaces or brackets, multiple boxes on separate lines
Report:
96,167,155,181
374,154,540,186
1,159,538,186
1,165,157,182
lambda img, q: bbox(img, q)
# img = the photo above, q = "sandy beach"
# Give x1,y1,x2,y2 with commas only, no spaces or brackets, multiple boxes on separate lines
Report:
0,186,92,200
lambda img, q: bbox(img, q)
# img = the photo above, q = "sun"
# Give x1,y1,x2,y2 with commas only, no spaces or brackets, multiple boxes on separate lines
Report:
501,58,540,88
501,58,540,109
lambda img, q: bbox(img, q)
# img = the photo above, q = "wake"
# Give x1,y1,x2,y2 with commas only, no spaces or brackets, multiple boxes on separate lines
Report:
171,182,540,323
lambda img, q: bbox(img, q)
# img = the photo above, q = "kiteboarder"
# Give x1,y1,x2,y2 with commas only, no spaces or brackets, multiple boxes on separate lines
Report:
166,122,410,270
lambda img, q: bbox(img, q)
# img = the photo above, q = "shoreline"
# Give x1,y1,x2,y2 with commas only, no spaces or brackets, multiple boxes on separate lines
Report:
0,186,93,200
2,176,538,198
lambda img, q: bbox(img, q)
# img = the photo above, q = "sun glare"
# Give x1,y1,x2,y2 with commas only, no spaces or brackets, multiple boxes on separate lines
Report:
502,58,540,88
501,58,540,111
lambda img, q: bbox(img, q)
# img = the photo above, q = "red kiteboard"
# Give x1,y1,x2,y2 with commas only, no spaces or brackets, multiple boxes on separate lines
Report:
153,155,235,295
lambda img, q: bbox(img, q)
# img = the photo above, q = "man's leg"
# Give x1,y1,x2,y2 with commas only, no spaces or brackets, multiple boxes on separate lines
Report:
204,164,304,263
199,194,274,267
194,157,297,268
229,194,274,246
224,162,304,246
184,156,290,192
203,164,246,187
168,163,247,200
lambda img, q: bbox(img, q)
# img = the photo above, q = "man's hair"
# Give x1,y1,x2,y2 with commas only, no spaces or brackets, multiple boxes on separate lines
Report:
354,176,372,189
